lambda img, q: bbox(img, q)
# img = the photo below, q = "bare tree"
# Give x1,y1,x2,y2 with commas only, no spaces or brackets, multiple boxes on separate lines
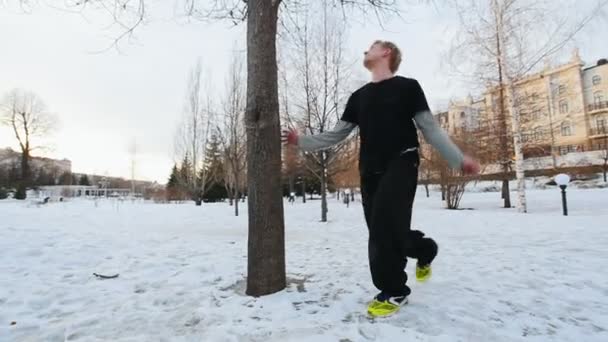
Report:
129,138,137,195
421,126,482,209
284,1,354,222
278,45,302,201
218,51,247,216
174,59,215,206
449,0,608,213
0,89,56,184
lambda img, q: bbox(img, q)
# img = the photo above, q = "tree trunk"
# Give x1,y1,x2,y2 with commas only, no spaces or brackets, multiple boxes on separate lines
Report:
502,179,511,207
320,156,328,222
495,19,511,209
604,136,607,182
302,178,306,203
20,149,31,184
505,83,527,213
494,1,523,211
245,0,286,297
424,183,429,198
235,189,239,216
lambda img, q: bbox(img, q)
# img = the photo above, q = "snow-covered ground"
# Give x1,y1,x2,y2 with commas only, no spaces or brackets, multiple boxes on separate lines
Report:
1,188,607,342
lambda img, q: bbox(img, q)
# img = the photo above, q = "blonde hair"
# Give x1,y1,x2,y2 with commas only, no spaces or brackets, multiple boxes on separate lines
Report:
374,40,402,73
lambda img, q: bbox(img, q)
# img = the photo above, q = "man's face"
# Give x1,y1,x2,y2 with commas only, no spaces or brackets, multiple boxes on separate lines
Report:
363,42,390,70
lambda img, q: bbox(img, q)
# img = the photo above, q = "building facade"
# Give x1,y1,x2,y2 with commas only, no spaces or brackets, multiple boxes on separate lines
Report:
442,50,608,159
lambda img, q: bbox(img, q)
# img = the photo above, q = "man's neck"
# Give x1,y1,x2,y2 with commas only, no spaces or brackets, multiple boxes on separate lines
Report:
371,68,394,83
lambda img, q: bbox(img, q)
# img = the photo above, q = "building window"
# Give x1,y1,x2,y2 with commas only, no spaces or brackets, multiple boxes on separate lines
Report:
559,100,569,114
531,93,540,102
533,127,543,141
597,118,607,134
559,85,567,96
594,91,604,104
594,141,607,150
593,75,602,86
561,122,572,136
558,145,578,155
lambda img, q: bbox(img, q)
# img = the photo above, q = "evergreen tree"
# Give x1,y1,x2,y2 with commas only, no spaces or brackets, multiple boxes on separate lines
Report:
15,183,27,200
0,167,7,188
201,135,227,202
58,171,74,185
79,174,91,186
8,163,20,186
34,169,47,186
178,153,193,195
166,164,181,201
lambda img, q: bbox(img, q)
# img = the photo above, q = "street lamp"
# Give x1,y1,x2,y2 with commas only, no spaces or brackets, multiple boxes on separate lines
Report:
555,173,570,216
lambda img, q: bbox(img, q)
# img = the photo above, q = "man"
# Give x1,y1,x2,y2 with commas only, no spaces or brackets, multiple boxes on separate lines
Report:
282,40,480,317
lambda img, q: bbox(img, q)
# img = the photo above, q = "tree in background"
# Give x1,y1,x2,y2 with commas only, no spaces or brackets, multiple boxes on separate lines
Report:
217,51,247,215
0,89,57,198
199,134,227,202
166,164,183,201
58,171,78,186
79,174,91,186
174,60,215,206
282,1,355,222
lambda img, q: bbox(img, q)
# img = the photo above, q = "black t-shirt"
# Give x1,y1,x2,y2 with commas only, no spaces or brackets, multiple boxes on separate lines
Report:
341,76,430,174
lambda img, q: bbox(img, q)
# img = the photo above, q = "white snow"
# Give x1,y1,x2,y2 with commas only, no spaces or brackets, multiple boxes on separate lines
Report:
1,188,607,341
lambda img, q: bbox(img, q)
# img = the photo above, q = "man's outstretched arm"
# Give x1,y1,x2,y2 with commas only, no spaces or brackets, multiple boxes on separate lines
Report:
409,79,479,174
282,120,357,152
413,110,464,169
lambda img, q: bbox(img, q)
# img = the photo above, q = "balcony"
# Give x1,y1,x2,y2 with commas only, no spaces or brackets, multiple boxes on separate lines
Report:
588,101,608,113
589,127,608,137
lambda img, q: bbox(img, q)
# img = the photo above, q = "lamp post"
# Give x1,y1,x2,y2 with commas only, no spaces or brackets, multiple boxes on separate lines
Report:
554,173,570,216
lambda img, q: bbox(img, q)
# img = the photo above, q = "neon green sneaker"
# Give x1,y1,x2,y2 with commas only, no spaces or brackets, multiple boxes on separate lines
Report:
416,263,432,282
367,293,408,318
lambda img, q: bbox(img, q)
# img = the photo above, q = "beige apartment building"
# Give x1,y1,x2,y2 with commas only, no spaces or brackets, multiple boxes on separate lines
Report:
441,49,608,159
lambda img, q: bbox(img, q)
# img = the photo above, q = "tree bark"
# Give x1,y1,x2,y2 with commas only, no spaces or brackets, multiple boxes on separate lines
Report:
320,154,328,222
495,24,511,209
494,0,525,212
502,179,511,207
234,188,239,216
20,148,31,184
505,82,527,213
245,0,286,297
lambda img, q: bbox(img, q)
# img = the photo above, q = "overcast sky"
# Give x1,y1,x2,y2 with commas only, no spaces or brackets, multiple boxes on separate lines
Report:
1,1,606,183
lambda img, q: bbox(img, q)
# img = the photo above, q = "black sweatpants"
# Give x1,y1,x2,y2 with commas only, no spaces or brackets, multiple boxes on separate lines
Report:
360,151,438,297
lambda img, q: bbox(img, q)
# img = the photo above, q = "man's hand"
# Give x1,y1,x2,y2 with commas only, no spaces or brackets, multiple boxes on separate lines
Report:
462,155,480,175
281,127,299,146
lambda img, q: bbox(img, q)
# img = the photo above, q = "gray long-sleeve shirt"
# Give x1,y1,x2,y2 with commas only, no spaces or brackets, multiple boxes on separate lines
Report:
298,110,464,169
